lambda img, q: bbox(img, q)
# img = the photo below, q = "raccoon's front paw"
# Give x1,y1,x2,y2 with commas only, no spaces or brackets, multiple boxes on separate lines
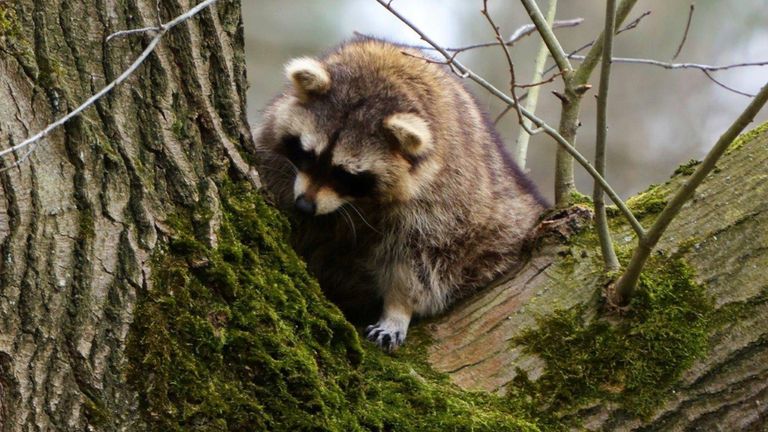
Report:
365,321,407,352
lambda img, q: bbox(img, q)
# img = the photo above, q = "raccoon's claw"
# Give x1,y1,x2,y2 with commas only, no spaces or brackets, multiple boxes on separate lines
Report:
365,324,405,352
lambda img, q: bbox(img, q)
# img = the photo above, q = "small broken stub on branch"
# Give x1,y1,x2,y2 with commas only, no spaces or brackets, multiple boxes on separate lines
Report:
530,205,594,249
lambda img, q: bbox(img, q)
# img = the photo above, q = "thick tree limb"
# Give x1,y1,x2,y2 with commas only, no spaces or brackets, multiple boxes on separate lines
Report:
426,123,768,430
613,81,768,304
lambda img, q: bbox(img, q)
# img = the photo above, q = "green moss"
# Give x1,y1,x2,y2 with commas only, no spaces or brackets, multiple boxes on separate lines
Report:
0,3,35,79
511,257,711,427
82,394,111,427
568,191,593,207
127,180,539,431
727,121,768,154
0,4,19,37
626,183,669,219
673,159,701,177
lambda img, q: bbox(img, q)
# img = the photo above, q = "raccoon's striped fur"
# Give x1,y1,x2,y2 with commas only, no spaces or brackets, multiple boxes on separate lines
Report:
256,37,547,351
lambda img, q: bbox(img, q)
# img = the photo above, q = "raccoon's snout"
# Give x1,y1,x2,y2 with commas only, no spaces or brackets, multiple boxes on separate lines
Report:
295,194,317,215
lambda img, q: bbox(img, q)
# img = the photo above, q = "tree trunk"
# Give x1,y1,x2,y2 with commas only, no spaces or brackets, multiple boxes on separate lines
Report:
0,0,254,429
1,0,766,430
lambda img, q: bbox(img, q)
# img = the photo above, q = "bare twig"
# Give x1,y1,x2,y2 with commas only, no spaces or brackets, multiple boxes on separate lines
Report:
594,0,621,271
105,26,159,42
539,10,651,80
568,55,768,72
702,70,756,98
613,80,768,305
517,71,564,89
481,0,534,135
617,9,652,34
519,0,572,74
438,18,583,54
514,0,558,167
672,3,695,60
400,51,469,78
356,18,583,58
568,54,768,97
573,0,639,86
494,105,514,125
0,0,220,162
374,0,645,237
0,142,36,174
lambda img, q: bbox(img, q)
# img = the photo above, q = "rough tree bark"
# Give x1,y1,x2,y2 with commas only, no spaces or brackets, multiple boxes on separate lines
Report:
0,0,766,431
0,0,253,429
427,125,768,430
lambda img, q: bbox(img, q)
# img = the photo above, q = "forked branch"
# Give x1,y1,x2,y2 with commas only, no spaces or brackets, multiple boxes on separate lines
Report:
612,80,768,305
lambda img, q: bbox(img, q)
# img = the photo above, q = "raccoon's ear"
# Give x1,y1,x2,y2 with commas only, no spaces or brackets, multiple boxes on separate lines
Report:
384,113,432,155
285,57,331,101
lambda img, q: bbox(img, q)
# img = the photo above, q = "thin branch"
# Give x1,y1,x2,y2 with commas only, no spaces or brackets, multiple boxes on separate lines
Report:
442,18,583,54
494,105,514,125
568,55,768,72
105,26,159,42
574,0,639,85
356,18,583,58
617,9,652,34
374,0,645,238
613,80,768,305
594,0,620,271
0,142,36,174
481,0,534,135
514,0,558,168
519,0,572,74
540,10,651,79
400,51,469,79
702,70,755,98
672,3,695,60
516,71,564,89
568,54,768,97
0,0,220,161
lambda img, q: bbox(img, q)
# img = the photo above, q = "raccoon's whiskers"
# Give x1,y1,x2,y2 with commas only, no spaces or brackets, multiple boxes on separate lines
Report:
347,203,382,235
339,206,357,242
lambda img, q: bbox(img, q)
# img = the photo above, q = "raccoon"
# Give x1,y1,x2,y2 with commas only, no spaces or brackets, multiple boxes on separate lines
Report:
256,37,547,351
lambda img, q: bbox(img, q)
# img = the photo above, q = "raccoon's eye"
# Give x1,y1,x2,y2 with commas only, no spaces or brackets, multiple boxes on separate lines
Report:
331,167,377,198
281,135,315,168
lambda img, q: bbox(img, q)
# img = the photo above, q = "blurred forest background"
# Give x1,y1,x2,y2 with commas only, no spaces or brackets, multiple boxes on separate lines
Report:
243,1,768,201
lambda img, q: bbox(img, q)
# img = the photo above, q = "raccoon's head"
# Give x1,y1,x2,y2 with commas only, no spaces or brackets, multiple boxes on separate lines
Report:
258,51,440,216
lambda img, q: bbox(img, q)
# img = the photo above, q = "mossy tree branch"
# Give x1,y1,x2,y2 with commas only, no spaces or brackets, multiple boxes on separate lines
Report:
426,123,768,429
613,81,768,305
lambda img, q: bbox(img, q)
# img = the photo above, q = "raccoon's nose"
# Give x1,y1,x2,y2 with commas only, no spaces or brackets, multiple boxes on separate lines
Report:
295,194,317,215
